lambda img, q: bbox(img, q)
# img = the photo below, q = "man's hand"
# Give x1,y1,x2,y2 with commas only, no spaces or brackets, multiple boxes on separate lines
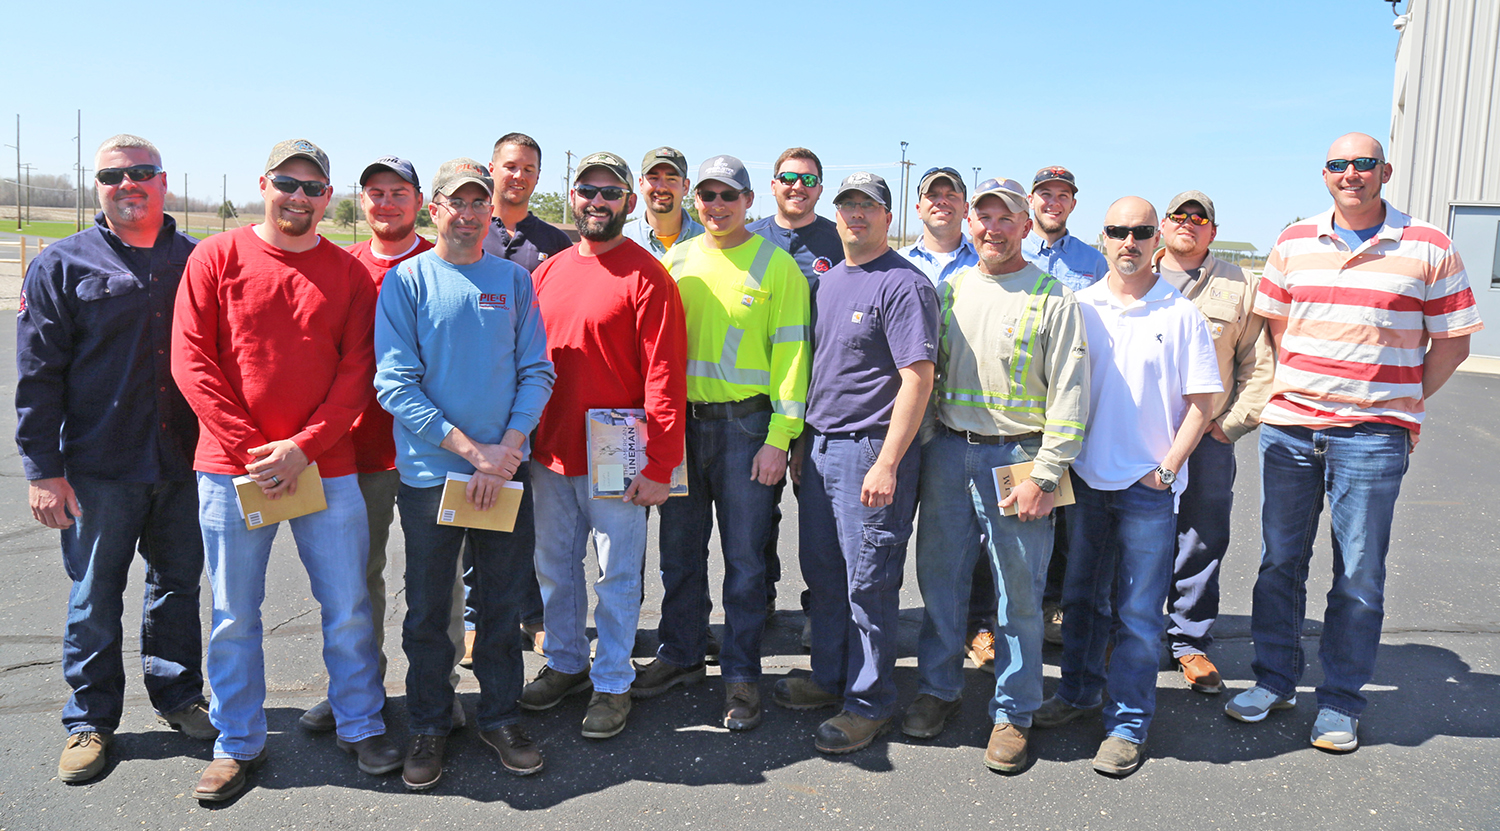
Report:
750,443,788,487
788,437,806,486
1140,469,1171,491
464,471,507,511
246,440,310,499
1205,421,1232,444
470,443,526,480
30,477,82,529
999,479,1056,521
861,459,898,508
623,474,671,507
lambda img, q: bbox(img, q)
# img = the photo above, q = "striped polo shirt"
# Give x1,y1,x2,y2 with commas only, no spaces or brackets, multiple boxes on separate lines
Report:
1253,201,1483,434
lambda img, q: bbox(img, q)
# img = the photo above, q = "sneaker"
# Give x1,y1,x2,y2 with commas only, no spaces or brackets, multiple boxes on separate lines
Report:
335,734,403,775
967,626,997,668
481,724,545,774
193,749,267,802
459,629,476,669
1092,735,1145,776
1311,708,1359,752
772,676,841,711
1224,686,1296,723
1177,654,1225,694
901,694,961,739
1032,695,1101,729
984,723,1030,773
724,682,763,731
630,658,706,699
815,710,891,754
58,731,111,783
520,665,593,711
158,700,219,740
1042,604,1064,646
520,621,546,657
402,734,445,791
581,691,632,739
299,698,336,733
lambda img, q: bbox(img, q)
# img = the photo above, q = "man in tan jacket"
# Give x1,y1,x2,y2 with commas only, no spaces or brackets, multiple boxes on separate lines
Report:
1151,190,1273,695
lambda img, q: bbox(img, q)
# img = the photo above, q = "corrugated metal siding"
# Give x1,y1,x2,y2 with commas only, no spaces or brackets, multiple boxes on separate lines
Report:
1388,0,1500,226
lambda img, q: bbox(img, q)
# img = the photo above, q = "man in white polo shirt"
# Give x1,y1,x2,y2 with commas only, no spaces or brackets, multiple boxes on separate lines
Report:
1030,196,1221,777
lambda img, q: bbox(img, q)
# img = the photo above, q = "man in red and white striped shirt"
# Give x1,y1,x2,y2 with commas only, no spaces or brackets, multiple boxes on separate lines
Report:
1226,132,1482,753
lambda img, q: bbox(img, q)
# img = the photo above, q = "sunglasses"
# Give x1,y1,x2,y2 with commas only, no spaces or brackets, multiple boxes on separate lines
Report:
96,165,163,185
697,188,744,204
1166,212,1211,227
574,184,628,201
774,172,821,188
1325,157,1382,173
268,175,330,197
1104,225,1157,241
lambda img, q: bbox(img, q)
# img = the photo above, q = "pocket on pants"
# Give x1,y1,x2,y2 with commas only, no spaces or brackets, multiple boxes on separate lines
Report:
851,523,907,591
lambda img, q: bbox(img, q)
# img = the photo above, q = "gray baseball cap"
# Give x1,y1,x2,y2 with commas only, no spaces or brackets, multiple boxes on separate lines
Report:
265,138,330,179
697,155,752,192
918,166,967,197
1165,190,1216,225
640,146,688,178
970,178,1029,213
431,158,493,197
360,156,420,189
575,152,633,189
833,172,892,210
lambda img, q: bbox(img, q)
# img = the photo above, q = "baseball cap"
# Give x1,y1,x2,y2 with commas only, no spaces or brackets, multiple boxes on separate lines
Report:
970,178,1030,213
431,158,493,197
919,166,967,197
1031,165,1077,194
265,139,330,179
640,147,688,178
1165,190,1216,225
697,155,753,192
833,172,892,210
359,156,420,189
575,152,633,189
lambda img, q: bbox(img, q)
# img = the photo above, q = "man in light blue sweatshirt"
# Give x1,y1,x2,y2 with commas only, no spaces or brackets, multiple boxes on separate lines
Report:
374,158,555,791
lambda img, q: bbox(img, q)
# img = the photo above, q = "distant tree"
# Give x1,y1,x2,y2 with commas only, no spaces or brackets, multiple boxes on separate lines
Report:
217,200,237,220
530,191,565,223
333,198,357,228
416,208,432,228
1284,216,1305,229
685,204,700,223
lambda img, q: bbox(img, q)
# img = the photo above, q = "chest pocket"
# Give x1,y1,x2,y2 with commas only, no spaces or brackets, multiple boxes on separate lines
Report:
1200,292,1241,341
836,303,881,349
75,272,143,303
729,285,771,326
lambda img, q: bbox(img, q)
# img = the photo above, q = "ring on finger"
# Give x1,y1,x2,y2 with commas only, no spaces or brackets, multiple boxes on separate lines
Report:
271,475,281,486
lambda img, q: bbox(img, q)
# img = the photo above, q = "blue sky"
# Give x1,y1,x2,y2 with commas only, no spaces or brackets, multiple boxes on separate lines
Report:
4,0,1405,249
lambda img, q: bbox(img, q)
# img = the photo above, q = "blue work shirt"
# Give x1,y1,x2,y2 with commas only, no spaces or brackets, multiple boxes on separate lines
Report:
1022,232,1108,291
15,213,199,482
482,211,573,274
899,236,978,286
747,215,843,295
622,210,704,257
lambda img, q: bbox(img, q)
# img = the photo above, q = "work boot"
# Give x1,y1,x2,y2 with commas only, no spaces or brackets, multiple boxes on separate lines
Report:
581,691,631,739
984,723,1030,773
724,682,762,731
1092,735,1145,776
520,665,592,711
630,658,706,699
967,625,997,668
901,693,961,739
1032,695,1101,728
299,698,336,733
158,700,218,740
481,724,544,774
402,735,445,791
1178,653,1225,694
335,733,403,775
193,749,267,802
58,731,112,783
772,676,840,711
815,710,892,754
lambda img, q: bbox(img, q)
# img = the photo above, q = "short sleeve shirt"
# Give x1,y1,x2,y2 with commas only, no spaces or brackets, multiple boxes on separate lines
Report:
747,215,843,294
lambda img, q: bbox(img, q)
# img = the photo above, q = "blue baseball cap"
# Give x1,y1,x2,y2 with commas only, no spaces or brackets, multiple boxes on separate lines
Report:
360,156,421,190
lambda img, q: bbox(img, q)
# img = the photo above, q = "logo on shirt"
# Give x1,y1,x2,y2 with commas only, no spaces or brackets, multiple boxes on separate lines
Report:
742,295,755,307
851,311,864,323
1155,333,1164,343
479,292,510,310
1210,322,1225,338
813,257,832,273
16,290,25,316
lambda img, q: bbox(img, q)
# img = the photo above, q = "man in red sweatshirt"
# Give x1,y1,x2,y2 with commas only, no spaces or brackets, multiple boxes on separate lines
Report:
171,139,399,801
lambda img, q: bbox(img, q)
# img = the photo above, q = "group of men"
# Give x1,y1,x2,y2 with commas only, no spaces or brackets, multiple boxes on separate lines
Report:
18,128,1480,800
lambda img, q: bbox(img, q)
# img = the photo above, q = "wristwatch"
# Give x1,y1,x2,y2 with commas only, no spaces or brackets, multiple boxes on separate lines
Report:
1030,476,1058,493
1155,465,1177,486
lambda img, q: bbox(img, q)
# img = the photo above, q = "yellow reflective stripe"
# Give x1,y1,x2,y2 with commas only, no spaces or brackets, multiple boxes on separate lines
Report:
744,238,776,290
771,324,810,344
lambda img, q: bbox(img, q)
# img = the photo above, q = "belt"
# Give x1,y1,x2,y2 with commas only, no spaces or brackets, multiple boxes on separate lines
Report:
942,424,1040,445
688,394,772,421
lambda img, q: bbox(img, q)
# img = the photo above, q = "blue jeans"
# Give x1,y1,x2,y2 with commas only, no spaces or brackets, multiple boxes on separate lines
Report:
799,429,920,720
60,477,205,735
1057,476,1176,745
1169,435,1237,656
915,432,1053,726
398,473,530,735
1251,423,1408,717
657,409,778,683
198,472,384,759
532,464,648,695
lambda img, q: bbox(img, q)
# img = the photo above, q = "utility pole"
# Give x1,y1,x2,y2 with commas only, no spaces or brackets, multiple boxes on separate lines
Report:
898,142,909,246
972,167,981,192
563,150,575,223
75,110,82,231
183,173,188,237
350,185,360,243
222,174,227,233
21,163,34,223
10,114,18,230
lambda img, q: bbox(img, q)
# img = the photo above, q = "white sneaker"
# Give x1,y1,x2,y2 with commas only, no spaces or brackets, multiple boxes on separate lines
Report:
1224,686,1296,723
1311,708,1359,752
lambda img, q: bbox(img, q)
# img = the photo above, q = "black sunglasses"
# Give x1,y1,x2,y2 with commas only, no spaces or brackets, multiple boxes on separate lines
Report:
1104,225,1157,241
697,188,744,204
574,184,629,201
1325,157,1382,173
96,165,163,185
774,172,820,188
268,175,330,197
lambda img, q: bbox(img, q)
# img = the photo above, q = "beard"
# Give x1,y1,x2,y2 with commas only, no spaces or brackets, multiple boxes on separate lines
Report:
574,205,627,242
273,210,315,237
1112,256,1142,275
371,218,416,243
648,195,676,215
1165,234,1201,259
1034,213,1066,235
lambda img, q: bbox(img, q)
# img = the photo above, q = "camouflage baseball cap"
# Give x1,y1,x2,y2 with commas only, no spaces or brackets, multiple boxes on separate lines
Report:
431,158,493,197
265,139,330,178
575,152,633,189
640,147,688,178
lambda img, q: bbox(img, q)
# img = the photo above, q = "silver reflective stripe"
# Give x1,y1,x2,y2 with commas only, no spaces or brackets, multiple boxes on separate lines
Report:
743,239,776,290
771,324,810,344
773,400,807,419
688,326,771,386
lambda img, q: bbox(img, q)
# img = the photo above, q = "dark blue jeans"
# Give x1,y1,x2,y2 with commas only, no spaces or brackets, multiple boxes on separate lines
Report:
799,429,920,720
1169,435,1237,656
398,471,532,735
657,410,778,683
61,477,205,735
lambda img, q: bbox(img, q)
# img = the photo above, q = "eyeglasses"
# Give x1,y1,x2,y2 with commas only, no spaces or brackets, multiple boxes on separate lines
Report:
435,196,492,215
268,175,330,197
1325,157,1382,173
697,188,744,204
574,184,628,201
1166,212,1211,227
1104,225,1157,241
774,172,821,188
835,200,880,213
96,165,163,185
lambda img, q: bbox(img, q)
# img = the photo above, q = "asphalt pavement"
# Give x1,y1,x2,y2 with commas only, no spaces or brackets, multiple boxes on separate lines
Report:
0,314,1495,831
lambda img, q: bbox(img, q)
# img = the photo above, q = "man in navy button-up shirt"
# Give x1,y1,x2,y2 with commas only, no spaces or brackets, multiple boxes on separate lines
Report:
16,133,213,784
